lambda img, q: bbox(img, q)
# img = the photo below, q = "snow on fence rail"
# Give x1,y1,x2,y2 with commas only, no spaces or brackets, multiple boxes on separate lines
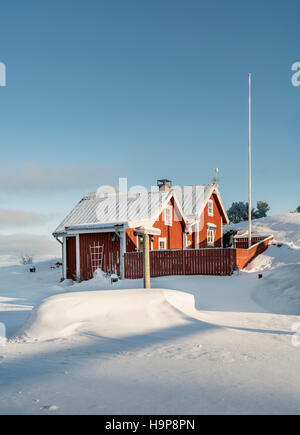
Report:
234,235,272,249
124,236,273,279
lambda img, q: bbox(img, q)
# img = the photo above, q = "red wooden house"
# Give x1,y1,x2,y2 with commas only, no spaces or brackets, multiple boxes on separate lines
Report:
53,179,229,281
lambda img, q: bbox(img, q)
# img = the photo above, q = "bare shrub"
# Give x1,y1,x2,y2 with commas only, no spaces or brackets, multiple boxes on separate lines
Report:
20,255,34,265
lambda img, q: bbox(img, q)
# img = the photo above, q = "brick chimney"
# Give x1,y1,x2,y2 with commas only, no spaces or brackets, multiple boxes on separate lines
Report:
157,179,172,191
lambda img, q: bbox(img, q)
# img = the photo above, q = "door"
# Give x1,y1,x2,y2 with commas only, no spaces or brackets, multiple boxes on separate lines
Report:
66,237,77,280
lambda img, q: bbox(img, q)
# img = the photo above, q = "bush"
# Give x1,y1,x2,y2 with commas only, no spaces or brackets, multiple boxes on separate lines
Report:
227,200,270,224
20,255,34,265
255,201,270,219
227,202,256,224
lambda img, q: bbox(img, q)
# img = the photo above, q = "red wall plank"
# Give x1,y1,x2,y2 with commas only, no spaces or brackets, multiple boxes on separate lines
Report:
79,233,120,281
197,193,223,249
66,237,76,280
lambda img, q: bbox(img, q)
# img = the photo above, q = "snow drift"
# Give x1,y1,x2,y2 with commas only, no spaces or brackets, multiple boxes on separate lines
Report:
252,262,300,315
227,213,300,248
234,214,300,314
17,289,197,342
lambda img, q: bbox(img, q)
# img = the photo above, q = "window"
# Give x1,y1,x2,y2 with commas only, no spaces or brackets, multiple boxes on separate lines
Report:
208,200,214,217
159,237,167,250
164,205,173,226
207,229,215,246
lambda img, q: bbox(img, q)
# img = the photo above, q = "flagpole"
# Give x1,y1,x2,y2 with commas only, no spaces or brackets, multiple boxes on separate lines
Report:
248,73,252,248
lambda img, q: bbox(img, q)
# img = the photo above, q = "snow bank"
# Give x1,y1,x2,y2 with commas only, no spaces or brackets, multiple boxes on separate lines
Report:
17,289,196,342
226,215,300,314
245,244,300,272
226,213,300,247
243,252,273,273
252,263,300,315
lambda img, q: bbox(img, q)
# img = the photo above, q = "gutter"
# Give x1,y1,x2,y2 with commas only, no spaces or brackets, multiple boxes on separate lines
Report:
55,236,63,245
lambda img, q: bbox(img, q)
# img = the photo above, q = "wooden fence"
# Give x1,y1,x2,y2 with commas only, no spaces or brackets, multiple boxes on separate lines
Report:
234,235,271,249
235,236,273,270
124,236,273,279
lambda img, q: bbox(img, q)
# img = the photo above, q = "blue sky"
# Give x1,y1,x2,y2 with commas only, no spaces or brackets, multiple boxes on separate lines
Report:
0,0,299,263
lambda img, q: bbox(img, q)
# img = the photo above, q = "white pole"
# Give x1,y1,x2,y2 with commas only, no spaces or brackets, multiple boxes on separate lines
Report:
143,233,150,289
120,227,126,280
248,73,252,248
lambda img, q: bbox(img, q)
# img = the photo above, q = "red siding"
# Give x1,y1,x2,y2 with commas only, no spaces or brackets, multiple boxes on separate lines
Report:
66,237,76,280
126,228,138,253
197,193,223,249
125,194,224,252
126,197,186,252
153,197,185,250
79,233,120,281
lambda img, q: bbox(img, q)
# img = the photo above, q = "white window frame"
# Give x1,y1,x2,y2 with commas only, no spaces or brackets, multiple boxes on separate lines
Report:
207,229,215,247
164,205,173,226
158,237,167,251
208,200,214,217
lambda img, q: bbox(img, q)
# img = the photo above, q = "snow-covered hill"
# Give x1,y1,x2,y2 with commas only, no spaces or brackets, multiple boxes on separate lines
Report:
226,214,300,314
226,213,300,247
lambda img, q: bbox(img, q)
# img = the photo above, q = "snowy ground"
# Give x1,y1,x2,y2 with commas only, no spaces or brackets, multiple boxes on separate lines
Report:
0,214,300,415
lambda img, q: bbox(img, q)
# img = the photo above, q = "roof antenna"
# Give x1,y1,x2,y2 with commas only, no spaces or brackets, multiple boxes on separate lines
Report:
211,168,219,185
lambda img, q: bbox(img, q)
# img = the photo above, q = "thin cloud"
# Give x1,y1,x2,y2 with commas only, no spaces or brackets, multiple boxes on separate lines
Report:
0,208,51,228
0,162,125,194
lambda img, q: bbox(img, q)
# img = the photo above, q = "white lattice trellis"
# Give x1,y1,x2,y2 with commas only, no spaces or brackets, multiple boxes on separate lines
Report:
90,243,104,274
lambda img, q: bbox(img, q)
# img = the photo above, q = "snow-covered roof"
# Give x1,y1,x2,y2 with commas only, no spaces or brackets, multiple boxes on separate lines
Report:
54,190,172,235
173,184,216,221
53,184,229,236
